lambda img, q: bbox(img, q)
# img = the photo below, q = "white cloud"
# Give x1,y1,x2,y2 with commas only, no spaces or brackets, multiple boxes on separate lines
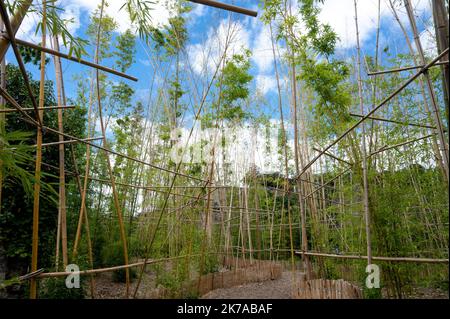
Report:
191,3,206,18
255,74,277,95
139,58,151,66
187,19,251,75
419,26,437,56
16,10,41,43
251,24,275,73
17,0,177,42
318,0,431,48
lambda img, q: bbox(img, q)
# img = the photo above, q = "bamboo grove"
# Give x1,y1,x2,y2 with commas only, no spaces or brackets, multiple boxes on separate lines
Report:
0,0,448,299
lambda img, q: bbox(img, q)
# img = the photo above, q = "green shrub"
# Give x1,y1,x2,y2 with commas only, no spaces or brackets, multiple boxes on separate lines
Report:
102,241,136,283
201,254,219,275
38,278,85,299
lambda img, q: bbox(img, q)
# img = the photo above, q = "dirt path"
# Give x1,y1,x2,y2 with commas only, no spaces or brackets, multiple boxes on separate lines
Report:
201,271,304,299
201,271,449,299
91,271,449,299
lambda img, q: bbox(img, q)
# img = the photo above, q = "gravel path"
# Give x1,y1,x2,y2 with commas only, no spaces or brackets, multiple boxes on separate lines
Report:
201,271,304,299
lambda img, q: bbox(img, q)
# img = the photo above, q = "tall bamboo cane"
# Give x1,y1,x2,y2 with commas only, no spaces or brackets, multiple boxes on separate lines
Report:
30,0,46,299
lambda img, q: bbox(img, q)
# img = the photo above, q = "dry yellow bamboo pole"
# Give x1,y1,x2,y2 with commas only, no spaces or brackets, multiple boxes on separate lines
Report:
70,143,96,298
295,251,449,263
187,0,257,17
52,29,68,269
34,252,243,279
291,62,311,278
55,13,96,295
0,106,75,113
29,0,46,299
72,2,102,258
283,1,306,282
354,0,373,266
72,81,95,257
94,0,130,297
269,20,287,263
243,179,253,263
197,157,215,293
9,38,138,82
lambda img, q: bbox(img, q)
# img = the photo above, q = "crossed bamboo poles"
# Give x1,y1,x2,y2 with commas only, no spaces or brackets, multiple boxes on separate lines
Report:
0,0,257,299
0,0,448,299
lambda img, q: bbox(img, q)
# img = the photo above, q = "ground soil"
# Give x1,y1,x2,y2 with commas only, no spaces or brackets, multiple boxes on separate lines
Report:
201,271,304,299
87,270,160,299
382,287,449,299
201,271,449,299
89,271,449,299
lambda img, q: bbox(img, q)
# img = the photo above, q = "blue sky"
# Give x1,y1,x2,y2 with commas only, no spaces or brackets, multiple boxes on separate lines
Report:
6,0,436,122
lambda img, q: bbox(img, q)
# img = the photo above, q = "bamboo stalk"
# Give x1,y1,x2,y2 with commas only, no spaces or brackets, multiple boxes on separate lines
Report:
70,143,96,298
269,18,289,264
55,13,97,295
294,251,449,264
431,0,449,115
290,61,310,278
5,37,138,82
71,0,99,264
387,0,447,183
187,0,257,17
197,156,216,293
404,0,449,183
39,137,103,148
29,0,46,299
52,33,68,268
37,254,204,278
349,113,439,130
93,0,130,298
354,0,373,266
0,106,75,113
367,61,448,76
59,131,91,257
313,147,353,166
